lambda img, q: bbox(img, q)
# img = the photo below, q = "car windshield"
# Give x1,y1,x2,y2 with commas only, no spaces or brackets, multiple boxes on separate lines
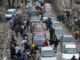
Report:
41,50,55,57
63,36,75,42
34,27,44,32
6,11,13,14
55,29,64,34
52,23,60,27
34,34,45,40
63,48,77,54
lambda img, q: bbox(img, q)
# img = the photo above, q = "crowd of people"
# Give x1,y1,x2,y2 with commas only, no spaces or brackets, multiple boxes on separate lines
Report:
9,0,45,60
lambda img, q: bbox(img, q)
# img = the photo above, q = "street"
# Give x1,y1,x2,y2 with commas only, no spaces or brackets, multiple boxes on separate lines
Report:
0,0,80,60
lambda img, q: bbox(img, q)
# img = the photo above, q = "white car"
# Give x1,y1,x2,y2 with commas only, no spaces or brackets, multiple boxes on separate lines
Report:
54,26,65,39
39,46,57,60
60,34,75,42
5,9,16,20
62,43,79,60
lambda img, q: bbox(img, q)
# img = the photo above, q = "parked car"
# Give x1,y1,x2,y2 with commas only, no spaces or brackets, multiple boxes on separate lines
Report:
4,9,17,20
62,43,79,60
39,46,57,60
54,26,65,39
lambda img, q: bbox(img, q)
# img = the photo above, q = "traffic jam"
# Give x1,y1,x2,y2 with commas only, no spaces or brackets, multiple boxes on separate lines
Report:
4,0,80,60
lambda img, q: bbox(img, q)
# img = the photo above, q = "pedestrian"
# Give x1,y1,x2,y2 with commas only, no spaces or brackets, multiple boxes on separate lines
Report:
16,50,22,60
43,18,49,30
23,19,27,30
43,40,48,46
22,39,30,51
26,19,30,31
10,44,15,60
22,53,29,60
20,25,25,37
47,17,52,29
54,39,60,52
71,55,77,60
49,37,54,45
49,27,55,40
30,48,36,60
15,25,19,37
15,44,22,60
10,35,17,46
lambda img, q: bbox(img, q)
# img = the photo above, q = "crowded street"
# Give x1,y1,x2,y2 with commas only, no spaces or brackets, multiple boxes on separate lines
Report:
0,0,80,60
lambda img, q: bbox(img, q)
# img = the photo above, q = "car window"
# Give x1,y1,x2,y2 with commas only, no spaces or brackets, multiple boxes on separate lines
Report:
41,50,55,57
63,37,75,42
63,48,77,54
6,11,13,14
55,29,64,34
34,34,45,40
34,27,44,32
52,23,60,27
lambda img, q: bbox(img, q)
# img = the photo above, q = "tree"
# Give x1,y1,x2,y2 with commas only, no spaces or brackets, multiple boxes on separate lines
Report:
8,0,11,8
8,0,16,8
12,0,15,8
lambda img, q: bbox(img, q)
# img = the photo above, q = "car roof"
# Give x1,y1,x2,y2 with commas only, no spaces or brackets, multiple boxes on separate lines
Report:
65,43,76,48
62,34,75,42
8,9,16,12
41,46,53,51
34,24,42,27
54,26,64,30
52,21,60,23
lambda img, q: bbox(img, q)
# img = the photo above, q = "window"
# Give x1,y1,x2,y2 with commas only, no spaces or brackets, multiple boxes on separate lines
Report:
41,50,55,57
63,48,77,54
34,27,44,32
6,11,14,14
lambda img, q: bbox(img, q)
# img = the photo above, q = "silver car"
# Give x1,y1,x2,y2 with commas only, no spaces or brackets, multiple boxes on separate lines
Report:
62,43,79,60
39,46,57,60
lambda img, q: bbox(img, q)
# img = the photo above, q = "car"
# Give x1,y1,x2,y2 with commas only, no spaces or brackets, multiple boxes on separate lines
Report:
52,21,61,28
62,43,79,60
39,46,57,60
60,34,76,52
60,34,76,43
32,24,46,34
5,9,17,20
54,26,65,39
33,33,46,46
